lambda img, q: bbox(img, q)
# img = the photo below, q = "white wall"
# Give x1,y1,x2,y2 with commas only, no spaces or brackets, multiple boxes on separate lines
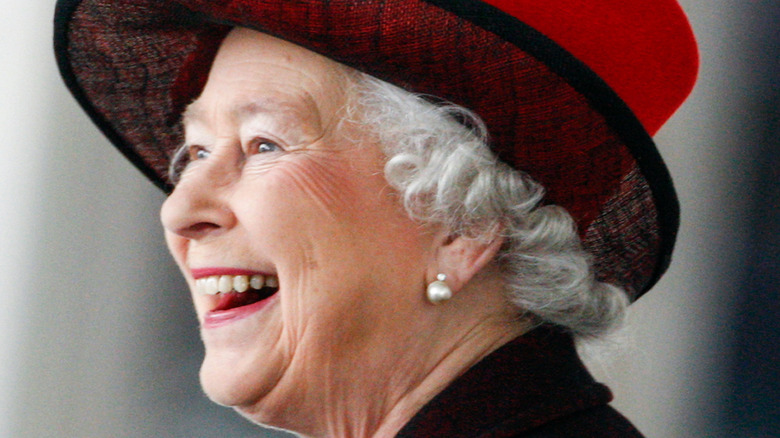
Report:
0,1,773,437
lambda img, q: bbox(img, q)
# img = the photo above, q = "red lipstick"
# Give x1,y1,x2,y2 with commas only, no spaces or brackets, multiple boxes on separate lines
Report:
203,294,278,329
191,267,266,279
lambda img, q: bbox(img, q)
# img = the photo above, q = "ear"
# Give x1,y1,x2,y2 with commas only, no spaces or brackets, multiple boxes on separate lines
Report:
428,226,504,293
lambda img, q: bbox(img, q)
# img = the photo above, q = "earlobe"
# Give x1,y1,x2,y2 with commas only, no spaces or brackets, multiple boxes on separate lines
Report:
429,226,505,293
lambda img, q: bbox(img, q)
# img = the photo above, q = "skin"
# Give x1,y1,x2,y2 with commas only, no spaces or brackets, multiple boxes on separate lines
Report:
161,28,529,438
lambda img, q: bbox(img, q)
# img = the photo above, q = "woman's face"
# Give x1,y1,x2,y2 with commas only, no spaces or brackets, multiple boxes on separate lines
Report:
160,28,440,423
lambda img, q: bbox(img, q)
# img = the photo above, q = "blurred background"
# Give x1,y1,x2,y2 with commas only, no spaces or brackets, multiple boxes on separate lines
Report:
1,1,777,437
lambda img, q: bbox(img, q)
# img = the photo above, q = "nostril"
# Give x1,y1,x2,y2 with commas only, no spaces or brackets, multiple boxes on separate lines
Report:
184,222,223,237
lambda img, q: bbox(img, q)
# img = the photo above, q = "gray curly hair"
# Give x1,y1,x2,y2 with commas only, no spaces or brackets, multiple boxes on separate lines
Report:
348,74,628,339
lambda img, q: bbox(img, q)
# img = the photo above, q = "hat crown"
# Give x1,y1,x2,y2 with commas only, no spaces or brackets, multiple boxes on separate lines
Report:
482,0,699,134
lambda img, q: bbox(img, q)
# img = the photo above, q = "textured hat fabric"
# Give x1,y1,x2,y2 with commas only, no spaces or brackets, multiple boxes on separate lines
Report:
54,0,698,300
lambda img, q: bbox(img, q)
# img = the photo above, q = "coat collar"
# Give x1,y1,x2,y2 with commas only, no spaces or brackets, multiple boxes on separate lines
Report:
396,325,613,437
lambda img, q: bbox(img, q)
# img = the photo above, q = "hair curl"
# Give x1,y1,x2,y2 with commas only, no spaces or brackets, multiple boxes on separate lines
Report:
348,74,627,339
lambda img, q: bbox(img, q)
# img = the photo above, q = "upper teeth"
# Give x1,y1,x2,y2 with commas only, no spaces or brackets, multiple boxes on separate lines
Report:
195,274,278,295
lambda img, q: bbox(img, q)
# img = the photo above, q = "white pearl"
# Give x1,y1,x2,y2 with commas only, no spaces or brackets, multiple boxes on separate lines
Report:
427,280,452,304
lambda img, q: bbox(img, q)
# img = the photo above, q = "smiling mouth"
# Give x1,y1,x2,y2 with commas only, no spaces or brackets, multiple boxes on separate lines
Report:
195,274,280,311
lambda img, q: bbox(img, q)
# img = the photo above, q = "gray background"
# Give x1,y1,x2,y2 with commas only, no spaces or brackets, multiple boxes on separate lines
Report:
1,1,777,437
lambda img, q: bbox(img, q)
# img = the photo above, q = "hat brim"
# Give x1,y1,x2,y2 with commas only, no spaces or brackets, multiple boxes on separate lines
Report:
54,0,679,300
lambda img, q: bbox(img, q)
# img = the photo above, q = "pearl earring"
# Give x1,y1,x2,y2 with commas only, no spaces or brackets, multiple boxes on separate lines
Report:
427,273,452,304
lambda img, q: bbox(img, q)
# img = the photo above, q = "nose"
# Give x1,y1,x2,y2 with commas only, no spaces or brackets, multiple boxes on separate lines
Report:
160,155,238,241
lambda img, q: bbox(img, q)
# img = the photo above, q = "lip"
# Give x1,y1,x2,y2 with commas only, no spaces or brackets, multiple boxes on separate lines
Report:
192,267,280,329
202,292,279,329
191,267,269,279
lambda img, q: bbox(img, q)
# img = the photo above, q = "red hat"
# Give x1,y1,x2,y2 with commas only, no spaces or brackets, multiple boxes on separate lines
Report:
54,0,698,300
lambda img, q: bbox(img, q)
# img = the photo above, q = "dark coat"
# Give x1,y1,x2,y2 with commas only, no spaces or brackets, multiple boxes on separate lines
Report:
396,325,644,437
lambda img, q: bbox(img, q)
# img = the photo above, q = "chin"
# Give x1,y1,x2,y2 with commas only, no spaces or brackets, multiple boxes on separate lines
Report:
200,356,302,432
198,351,274,408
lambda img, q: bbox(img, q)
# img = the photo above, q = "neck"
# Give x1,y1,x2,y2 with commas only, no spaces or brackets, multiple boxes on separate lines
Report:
370,319,530,438
242,286,531,438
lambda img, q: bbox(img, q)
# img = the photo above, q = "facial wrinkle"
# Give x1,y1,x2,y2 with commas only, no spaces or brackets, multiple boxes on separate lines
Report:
275,150,364,221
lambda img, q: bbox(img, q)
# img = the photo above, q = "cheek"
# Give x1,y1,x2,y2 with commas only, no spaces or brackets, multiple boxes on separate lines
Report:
271,154,431,288
271,152,369,219
239,151,426,294
236,153,383,295
242,151,391,237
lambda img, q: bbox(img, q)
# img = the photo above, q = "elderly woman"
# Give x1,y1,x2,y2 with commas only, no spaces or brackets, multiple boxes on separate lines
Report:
55,0,698,436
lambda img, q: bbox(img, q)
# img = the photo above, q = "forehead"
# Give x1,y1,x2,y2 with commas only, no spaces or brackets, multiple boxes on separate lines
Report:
185,27,354,126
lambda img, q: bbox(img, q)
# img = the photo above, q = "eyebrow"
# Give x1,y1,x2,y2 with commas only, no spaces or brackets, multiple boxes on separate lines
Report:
182,98,321,127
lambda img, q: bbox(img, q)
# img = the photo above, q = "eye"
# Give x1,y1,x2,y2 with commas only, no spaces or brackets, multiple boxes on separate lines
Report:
169,144,209,185
188,145,210,161
253,139,282,154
